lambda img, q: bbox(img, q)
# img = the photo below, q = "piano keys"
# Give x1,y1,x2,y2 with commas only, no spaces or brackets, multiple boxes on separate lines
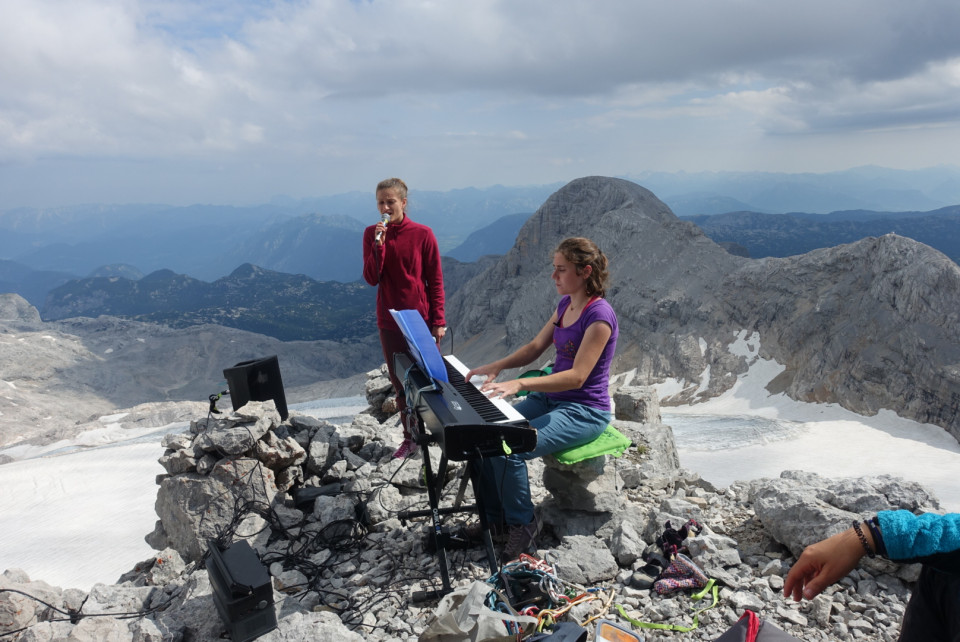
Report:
443,355,526,423
395,352,537,461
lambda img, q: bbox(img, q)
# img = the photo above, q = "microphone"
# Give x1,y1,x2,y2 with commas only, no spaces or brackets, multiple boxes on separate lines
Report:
375,213,390,242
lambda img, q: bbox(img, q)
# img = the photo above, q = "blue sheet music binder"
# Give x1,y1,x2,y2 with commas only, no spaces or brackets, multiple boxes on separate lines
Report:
389,309,448,383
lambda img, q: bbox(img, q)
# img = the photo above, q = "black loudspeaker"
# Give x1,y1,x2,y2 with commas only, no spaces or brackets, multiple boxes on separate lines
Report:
223,355,288,421
206,540,277,642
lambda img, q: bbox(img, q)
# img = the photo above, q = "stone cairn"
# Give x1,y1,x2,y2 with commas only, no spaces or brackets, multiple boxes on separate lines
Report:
0,365,939,641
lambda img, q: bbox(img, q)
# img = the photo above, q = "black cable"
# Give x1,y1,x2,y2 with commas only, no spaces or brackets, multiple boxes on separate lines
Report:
206,410,499,630
0,580,192,638
3,404,498,638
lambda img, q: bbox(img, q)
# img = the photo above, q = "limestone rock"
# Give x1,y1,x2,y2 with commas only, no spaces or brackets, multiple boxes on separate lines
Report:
749,470,941,557
613,385,661,423
6,386,938,641
552,535,620,584
445,177,960,441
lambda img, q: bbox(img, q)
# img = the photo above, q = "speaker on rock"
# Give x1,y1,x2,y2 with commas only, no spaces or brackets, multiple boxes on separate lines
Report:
205,539,277,642
223,355,288,421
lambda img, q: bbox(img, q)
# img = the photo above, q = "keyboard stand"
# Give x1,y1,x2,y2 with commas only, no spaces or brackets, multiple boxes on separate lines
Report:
397,416,499,604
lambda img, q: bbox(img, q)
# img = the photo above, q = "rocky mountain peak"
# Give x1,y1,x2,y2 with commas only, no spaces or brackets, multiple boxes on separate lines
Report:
0,293,41,329
5,176,959,443
448,176,741,352
447,177,960,441
228,263,268,279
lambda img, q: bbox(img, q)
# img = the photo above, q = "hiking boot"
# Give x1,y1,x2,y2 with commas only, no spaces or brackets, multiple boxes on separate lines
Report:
392,438,419,459
462,520,506,543
500,517,540,562
629,564,661,589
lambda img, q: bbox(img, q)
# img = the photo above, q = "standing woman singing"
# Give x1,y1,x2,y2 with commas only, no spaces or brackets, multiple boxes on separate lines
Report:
465,237,618,560
362,178,446,459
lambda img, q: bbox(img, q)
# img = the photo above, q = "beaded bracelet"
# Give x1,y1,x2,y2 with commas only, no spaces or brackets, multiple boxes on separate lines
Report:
852,520,875,558
865,517,886,556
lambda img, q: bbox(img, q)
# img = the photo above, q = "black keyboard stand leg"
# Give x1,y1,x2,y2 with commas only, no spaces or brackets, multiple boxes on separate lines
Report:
399,433,500,601
411,448,454,604
409,459,498,603
469,460,500,575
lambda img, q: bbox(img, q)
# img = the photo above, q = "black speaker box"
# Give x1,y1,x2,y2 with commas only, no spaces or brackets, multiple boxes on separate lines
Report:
206,539,277,642
223,355,288,421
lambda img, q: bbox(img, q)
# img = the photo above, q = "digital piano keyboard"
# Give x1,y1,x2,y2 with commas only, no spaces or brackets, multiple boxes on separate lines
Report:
395,352,537,461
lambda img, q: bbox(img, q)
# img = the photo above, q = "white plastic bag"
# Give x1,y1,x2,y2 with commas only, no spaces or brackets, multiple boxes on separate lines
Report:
419,580,538,642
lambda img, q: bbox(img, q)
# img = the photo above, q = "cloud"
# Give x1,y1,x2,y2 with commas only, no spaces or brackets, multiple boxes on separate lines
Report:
1,0,960,206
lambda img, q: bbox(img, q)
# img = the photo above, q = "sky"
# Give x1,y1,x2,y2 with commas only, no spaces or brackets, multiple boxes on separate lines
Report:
2,351,959,592
2,0,960,208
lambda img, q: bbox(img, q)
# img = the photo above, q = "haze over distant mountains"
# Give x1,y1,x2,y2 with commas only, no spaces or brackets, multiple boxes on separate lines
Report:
629,165,960,215
3,166,959,277
685,205,960,264
0,172,960,450
0,185,559,284
2,167,960,320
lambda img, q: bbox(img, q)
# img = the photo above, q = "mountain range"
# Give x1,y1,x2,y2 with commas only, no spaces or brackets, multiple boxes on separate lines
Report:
0,185,557,286
3,174,960,448
685,205,960,264
2,166,959,305
41,263,378,342
10,203,960,327
444,177,960,443
0,292,381,448
3,172,960,642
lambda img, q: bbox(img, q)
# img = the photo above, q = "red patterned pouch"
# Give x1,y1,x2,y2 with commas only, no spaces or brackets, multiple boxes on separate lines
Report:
652,553,709,595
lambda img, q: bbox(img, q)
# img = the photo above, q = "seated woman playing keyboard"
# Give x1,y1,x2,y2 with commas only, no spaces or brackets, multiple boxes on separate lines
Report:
464,236,618,561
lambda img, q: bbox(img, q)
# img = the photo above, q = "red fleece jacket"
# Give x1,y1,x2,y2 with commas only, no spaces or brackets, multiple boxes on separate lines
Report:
362,214,446,332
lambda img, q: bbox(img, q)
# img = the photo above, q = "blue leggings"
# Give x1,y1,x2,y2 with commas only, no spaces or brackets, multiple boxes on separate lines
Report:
478,393,610,525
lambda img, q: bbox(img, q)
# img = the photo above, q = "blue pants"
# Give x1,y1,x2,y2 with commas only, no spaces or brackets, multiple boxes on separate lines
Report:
898,564,960,641
478,393,610,525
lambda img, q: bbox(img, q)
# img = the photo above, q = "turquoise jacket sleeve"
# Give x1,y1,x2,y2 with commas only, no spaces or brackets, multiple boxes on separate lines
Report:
878,510,960,560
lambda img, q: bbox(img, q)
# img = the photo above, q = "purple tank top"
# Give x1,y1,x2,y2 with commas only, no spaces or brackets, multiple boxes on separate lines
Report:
547,295,618,410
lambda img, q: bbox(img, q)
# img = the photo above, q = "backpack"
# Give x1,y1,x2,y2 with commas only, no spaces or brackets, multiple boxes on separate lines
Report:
713,611,800,641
